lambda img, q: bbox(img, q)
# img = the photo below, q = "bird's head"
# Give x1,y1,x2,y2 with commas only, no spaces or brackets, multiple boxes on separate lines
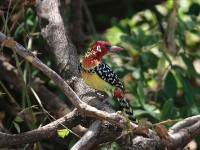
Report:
90,41,124,58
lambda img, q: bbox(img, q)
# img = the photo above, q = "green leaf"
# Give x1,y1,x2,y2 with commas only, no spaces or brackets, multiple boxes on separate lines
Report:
161,98,173,120
163,71,177,97
143,104,157,111
126,81,137,97
138,118,153,127
138,118,148,127
110,142,122,150
179,76,194,106
132,68,141,79
108,98,121,110
14,116,24,123
187,2,200,16
134,109,148,116
191,52,200,59
137,80,145,106
140,52,159,70
181,53,200,78
14,22,25,36
57,129,70,138
13,122,20,133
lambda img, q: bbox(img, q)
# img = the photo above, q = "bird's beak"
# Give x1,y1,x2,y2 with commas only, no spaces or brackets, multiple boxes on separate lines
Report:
109,46,124,52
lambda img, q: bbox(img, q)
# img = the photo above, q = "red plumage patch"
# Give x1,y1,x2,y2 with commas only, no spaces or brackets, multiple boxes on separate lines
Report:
114,88,124,99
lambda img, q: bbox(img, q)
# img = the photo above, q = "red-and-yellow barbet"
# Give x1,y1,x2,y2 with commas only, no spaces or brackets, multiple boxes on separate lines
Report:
80,41,137,122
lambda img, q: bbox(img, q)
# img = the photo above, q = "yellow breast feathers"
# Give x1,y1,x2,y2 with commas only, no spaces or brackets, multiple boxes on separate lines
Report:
81,70,115,95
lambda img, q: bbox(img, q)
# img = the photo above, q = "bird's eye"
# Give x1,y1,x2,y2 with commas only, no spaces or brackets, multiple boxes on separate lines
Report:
104,44,111,50
97,45,101,52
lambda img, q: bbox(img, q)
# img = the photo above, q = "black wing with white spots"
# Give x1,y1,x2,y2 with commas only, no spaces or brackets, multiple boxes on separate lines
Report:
94,62,124,90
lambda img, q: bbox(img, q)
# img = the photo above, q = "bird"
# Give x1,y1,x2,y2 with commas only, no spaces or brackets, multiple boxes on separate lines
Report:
80,40,137,122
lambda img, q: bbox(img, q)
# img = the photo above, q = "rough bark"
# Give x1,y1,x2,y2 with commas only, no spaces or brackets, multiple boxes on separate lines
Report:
35,1,125,149
71,121,123,150
35,0,100,107
0,110,78,148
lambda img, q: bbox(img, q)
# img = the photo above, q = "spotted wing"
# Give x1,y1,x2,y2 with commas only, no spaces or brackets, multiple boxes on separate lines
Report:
93,63,124,90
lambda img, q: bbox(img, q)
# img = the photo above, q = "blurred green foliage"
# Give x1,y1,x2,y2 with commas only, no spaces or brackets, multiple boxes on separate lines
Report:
96,0,200,125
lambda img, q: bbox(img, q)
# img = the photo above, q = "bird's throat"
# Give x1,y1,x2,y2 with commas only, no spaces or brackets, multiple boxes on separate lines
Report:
82,54,101,70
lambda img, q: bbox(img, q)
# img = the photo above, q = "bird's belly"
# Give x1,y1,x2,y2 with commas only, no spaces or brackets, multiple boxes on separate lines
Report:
81,71,114,92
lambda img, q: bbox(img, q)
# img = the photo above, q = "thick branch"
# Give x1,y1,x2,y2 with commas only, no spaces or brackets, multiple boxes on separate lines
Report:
35,0,79,79
71,120,123,150
0,109,77,148
170,115,200,134
35,0,101,108
0,31,137,129
156,115,200,148
35,1,126,149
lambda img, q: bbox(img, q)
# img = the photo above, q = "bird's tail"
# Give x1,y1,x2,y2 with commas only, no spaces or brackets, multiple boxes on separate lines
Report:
119,98,137,122
114,88,137,122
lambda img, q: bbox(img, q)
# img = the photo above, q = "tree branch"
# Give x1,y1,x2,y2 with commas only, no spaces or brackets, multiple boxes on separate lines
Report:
35,0,102,108
35,1,126,149
165,0,179,56
0,31,137,129
0,109,77,148
156,115,200,148
71,120,123,150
